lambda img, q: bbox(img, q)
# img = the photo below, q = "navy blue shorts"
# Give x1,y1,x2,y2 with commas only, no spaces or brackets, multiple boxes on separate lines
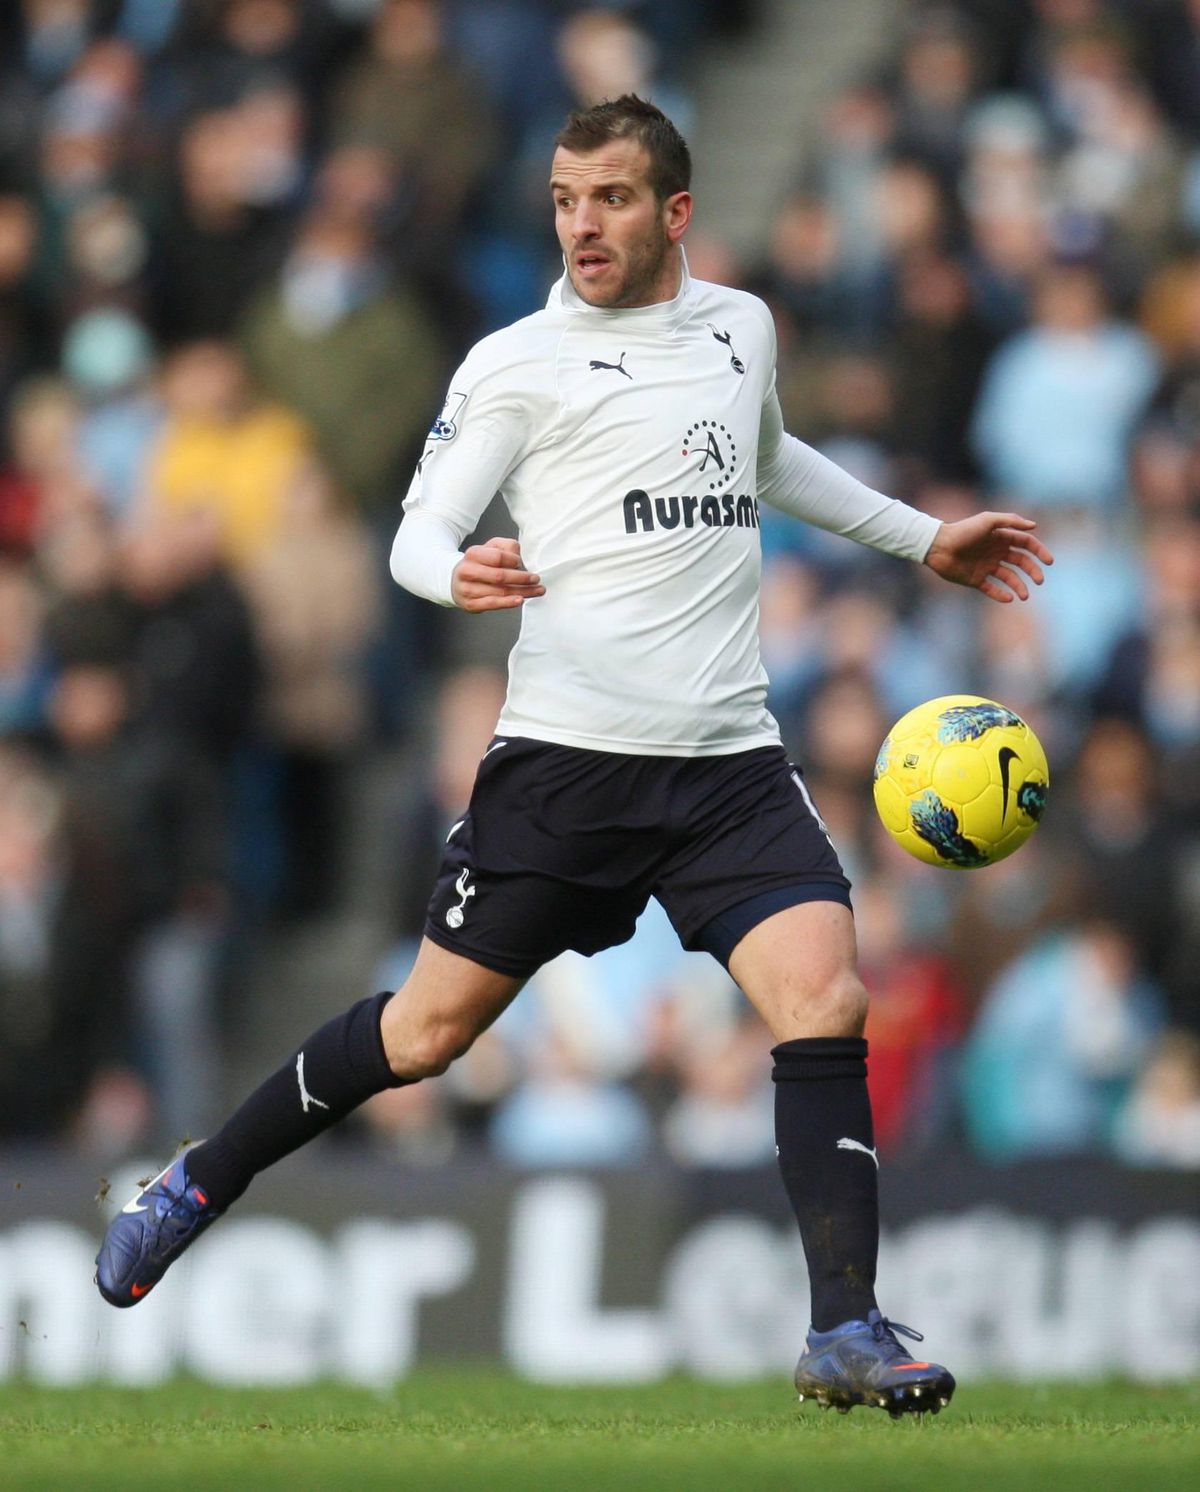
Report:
423,737,851,979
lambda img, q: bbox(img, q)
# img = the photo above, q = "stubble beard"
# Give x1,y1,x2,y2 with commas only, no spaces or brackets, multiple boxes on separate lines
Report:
571,226,674,309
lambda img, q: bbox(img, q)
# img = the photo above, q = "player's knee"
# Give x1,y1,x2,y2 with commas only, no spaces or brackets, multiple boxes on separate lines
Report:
813,971,869,1037
385,1015,476,1080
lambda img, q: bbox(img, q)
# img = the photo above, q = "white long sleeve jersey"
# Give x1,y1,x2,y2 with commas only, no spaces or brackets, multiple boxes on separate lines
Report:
391,262,941,756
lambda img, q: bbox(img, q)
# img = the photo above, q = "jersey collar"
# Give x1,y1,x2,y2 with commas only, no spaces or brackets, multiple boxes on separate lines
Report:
548,248,694,330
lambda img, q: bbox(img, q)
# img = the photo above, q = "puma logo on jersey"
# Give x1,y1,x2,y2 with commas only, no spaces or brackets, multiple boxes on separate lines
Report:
589,352,632,379
707,324,745,374
837,1137,879,1168
445,868,476,929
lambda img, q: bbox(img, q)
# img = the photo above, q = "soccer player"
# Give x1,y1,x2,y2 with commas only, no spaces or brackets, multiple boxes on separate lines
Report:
97,97,1052,1416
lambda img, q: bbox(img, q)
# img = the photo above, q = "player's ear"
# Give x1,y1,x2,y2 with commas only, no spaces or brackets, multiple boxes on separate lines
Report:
663,191,692,243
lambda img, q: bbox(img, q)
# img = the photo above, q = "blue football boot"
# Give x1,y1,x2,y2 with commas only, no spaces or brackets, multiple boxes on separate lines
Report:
95,1150,222,1307
794,1309,955,1417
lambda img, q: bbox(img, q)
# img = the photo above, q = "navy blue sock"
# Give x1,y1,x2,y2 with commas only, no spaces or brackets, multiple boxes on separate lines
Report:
772,1036,880,1332
185,992,404,1208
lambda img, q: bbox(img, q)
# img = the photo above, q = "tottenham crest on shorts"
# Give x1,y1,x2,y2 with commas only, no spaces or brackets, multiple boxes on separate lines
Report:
445,868,476,928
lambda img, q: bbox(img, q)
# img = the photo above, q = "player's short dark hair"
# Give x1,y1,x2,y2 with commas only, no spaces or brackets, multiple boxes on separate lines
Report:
554,94,692,202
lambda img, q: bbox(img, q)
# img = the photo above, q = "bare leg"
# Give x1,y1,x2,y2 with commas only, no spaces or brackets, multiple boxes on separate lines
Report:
727,900,868,1040
728,899,878,1331
380,938,525,1079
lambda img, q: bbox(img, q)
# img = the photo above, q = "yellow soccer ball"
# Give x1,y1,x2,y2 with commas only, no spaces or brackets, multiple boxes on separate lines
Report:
872,695,1049,868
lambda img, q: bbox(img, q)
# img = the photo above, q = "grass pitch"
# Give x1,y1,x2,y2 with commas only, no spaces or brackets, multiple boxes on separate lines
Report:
1,1373,1196,1491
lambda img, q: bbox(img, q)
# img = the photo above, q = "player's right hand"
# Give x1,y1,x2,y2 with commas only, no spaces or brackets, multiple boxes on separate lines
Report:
451,537,545,612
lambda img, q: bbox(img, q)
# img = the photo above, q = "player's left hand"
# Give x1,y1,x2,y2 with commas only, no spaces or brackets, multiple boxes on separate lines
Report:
923,511,1054,603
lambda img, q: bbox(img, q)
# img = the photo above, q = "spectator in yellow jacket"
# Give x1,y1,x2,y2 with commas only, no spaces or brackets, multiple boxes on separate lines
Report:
143,340,310,570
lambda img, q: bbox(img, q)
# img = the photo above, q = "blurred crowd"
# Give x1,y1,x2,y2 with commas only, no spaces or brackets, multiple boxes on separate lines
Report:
0,0,1198,1173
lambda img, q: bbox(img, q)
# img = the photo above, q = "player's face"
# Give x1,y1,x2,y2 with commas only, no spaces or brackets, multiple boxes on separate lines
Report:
551,141,692,308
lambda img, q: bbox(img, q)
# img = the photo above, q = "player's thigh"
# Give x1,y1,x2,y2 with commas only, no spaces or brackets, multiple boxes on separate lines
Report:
653,746,852,969
380,936,525,1079
427,734,658,973
727,899,868,1042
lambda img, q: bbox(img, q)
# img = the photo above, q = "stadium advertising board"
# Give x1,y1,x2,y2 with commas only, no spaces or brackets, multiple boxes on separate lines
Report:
0,1156,1195,1385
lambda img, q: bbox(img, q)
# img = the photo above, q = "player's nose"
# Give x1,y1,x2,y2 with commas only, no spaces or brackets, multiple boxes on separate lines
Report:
570,202,601,239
